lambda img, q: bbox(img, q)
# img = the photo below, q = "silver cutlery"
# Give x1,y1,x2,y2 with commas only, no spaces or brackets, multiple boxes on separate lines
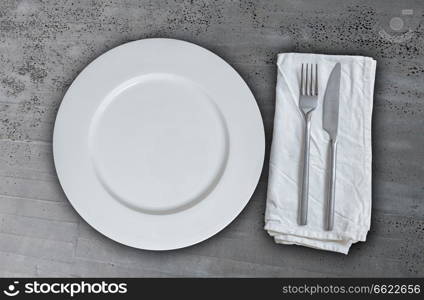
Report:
322,63,341,231
298,63,319,226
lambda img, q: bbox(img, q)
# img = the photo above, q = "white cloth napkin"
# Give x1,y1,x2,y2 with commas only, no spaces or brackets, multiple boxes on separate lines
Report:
265,53,377,254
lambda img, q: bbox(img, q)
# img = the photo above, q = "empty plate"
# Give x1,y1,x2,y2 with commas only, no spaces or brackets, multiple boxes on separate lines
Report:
53,38,264,250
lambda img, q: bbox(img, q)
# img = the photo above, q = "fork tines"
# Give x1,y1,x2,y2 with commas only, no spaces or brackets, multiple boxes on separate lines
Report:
300,63,318,96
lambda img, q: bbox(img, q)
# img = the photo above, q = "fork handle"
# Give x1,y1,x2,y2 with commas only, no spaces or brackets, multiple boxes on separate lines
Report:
325,139,337,231
298,112,312,226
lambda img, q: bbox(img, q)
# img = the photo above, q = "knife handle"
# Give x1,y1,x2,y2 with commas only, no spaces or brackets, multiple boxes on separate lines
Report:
298,113,312,226
325,140,337,231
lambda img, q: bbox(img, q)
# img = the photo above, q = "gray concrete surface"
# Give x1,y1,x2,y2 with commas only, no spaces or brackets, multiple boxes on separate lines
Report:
0,0,423,277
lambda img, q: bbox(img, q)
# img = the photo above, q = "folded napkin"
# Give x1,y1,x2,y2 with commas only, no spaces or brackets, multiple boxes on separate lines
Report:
265,53,377,254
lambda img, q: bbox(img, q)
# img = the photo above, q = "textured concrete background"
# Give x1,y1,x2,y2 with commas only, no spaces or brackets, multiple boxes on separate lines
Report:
0,0,423,277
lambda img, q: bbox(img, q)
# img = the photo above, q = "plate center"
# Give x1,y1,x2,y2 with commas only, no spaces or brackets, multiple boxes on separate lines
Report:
89,73,228,214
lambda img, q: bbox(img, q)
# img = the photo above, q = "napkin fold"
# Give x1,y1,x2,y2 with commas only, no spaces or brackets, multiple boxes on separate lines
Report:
265,53,377,254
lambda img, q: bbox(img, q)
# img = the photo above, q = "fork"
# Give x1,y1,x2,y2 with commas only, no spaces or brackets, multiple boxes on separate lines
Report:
298,63,318,226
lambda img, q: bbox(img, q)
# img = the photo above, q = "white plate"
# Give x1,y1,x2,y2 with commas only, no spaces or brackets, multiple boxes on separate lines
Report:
53,38,264,250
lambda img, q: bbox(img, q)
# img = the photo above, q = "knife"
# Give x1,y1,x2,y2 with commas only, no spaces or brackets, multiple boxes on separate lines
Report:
322,63,341,231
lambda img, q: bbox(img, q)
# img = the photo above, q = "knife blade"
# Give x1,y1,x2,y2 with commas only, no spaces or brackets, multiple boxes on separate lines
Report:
323,63,341,139
322,63,341,231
